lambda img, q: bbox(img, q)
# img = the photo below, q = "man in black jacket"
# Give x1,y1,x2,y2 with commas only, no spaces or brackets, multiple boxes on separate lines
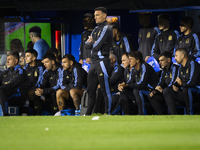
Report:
34,53,62,115
24,49,44,102
151,13,180,60
110,23,134,64
163,48,200,114
148,51,179,114
85,7,113,115
79,13,94,65
0,51,28,116
56,54,87,116
176,17,200,58
122,51,159,115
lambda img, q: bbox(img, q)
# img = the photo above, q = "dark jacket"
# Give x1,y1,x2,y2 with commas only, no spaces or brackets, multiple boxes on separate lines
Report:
0,64,28,94
79,30,92,60
24,60,45,89
111,33,134,63
176,31,200,58
59,61,87,91
158,62,179,89
174,58,200,88
36,62,62,94
138,24,160,58
109,62,125,93
85,21,113,63
152,29,180,60
128,62,159,90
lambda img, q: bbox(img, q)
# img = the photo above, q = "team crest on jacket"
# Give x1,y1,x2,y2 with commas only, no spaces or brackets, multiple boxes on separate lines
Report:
66,76,69,78
160,39,162,42
186,68,188,73
168,35,172,41
98,31,101,36
49,77,53,79
120,44,123,48
99,73,103,76
170,73,172,78
147,32,150,38
34,71,38,77
27,73,31,76
127,74,129,78
185,38,190,44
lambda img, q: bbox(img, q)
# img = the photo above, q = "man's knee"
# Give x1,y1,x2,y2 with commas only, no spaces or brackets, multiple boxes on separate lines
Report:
163,87,170,96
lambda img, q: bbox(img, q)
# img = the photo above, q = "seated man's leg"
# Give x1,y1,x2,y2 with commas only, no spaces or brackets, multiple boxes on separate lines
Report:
56,89,69,111
27,90,35,101
148,93,166,115
0,89,7,116
120,89,134,115
183,87,200,115
50,92,59,114
163,87,184,115
70,89,84,109
133,89,150,115
33,93,43,115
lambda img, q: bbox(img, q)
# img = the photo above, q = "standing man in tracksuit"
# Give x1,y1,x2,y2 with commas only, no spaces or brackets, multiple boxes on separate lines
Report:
34,53,62,115
151,13,180,60
85,7,113,115
163,48,200,115
56,54,87,116
127,51,159,115
110,23,134,64
148,51,179,115
137,12,160,62
0,51,28,116
79,13,94,65
176,17,200,58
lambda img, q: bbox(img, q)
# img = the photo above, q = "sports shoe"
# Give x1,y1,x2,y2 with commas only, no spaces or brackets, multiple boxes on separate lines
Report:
75,109,80,116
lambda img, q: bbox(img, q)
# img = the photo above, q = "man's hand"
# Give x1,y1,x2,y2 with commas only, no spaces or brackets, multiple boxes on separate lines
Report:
35,88,44,96
79,59,83,65
118,82,126,92
155,86,163,93
176,77,183,86
149,90,157,97
85,58,91,64
87,36,93,43
173,85,179,92
145,56,150,62
97,84,100,89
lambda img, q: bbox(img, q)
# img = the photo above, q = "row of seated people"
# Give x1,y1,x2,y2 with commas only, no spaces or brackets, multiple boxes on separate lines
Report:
1,48,200,116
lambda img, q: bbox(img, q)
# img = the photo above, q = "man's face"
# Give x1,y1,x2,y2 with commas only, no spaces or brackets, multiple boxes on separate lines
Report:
158,18,169,30
175,51,183,64
7,55,18,68
83,17,93,30
43,58,54,71
112,28,118,39
29,32,35,43
121,55,129,68
129,56,138,68
159,55,170,69
94,10,106,24
25,52,35,64
179,25,188,33
62,58,72,71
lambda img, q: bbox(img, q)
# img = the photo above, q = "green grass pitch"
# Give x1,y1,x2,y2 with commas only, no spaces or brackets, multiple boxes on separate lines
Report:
0,115,200,150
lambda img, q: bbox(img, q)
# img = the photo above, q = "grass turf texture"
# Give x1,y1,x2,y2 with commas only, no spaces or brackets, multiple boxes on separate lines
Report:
0,116,200,150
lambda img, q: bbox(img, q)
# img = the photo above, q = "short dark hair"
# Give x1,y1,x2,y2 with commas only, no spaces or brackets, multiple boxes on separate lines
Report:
128,51,143,63
29,26,41,38
26,49,38,58
157,13,170,21
42,53,56,62
84,13,94,20
46,48,58,56
62,54,75,63
122,52,129,58
94,7,108,15
110,23,121,32
176,48,188,57
159,51,172,59
180,17,193,28
7,51,19,62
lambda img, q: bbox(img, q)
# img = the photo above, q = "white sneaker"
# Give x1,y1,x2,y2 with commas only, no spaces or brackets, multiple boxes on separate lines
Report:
54,111,61,116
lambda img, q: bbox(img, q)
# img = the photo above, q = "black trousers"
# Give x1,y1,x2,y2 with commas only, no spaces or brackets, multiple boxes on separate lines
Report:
133,89,151,115
0,88,27,116
163,87,200,115
86,59,112,115
148,92,167,115
120,88,136,115
34,92,58,115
